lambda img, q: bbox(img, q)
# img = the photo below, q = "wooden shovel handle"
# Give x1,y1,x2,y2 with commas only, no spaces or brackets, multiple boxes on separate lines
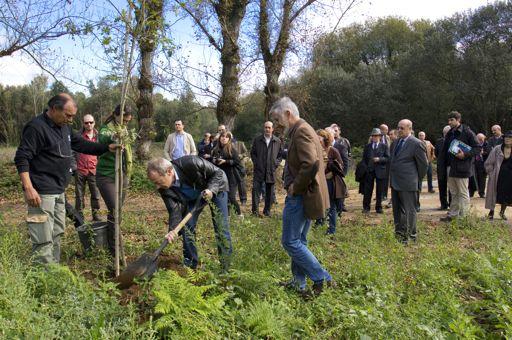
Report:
152,197,206,258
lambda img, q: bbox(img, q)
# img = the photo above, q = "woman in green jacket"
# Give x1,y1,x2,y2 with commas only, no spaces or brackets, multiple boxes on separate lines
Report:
96,104,133,255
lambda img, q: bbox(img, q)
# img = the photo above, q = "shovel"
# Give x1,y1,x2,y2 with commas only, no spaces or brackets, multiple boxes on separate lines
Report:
115,196,206,289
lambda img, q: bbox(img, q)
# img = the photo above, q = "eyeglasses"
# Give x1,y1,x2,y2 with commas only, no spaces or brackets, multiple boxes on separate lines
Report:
84,121,94,125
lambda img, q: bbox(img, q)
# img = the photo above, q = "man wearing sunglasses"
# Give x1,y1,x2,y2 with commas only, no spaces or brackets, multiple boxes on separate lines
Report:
14,94,117,265
74,114,102,222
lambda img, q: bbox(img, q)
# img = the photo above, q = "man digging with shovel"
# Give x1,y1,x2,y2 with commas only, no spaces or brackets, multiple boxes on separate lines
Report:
147,156,233,272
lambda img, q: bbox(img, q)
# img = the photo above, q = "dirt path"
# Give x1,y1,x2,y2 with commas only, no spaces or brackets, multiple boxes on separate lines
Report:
339,179,504,226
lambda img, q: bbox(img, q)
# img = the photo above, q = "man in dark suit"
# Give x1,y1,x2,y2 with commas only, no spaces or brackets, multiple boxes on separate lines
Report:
250,121,283,216
435,125,452,210
389,119,428,244
362,128,390,214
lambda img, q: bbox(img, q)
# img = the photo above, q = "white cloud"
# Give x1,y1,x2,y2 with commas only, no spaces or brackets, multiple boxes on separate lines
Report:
0,54,42,86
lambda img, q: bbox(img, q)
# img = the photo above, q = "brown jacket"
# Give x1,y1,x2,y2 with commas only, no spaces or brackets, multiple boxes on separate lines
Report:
423,140,435,163
286,119,330,219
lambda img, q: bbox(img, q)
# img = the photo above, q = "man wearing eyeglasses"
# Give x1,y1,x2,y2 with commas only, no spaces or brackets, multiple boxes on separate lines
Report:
163,120,197,161
75,114,102,222
14,94,117,264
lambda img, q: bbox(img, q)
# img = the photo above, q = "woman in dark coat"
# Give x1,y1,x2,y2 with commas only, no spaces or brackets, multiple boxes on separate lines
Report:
211,131,242,216
317,129,346,235
485,131,512,220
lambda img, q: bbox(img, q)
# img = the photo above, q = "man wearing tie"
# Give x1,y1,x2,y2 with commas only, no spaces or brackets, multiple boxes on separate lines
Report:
362,128,390,214
389,119,428,244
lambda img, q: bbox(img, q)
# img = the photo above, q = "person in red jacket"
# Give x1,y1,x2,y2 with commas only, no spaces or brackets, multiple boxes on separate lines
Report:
75,114,102,221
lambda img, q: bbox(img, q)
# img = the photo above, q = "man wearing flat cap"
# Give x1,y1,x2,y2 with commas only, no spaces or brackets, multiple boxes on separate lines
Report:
361,128,390,213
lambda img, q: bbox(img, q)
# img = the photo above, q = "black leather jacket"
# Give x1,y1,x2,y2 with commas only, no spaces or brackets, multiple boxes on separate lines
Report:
172,155,229,194
159,156,228,232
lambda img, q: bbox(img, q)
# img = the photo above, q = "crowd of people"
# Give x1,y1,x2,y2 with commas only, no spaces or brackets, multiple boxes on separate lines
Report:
14,93,511,298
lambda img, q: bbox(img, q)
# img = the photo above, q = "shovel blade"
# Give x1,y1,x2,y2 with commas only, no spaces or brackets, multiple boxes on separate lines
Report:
114,253,157,289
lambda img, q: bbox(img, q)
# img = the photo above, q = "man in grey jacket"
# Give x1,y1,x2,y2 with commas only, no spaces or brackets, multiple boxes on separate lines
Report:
389,119,428,244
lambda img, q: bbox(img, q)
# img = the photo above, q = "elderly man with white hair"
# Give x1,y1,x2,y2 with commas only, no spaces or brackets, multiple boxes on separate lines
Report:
469,133,488,198
271,97,334,298
146,155,232,272
389,119,428,244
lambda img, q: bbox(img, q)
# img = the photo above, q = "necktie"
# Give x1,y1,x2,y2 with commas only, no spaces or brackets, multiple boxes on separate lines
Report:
395,139,404,156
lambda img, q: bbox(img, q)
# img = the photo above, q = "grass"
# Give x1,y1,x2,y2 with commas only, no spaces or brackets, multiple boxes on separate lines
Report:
2,145,512,338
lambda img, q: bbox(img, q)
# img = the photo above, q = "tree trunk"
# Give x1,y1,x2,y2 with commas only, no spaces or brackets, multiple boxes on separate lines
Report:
136,48,155,160
214,0,248,131
264,70,282,121
259,0,295,121
135,0,163,160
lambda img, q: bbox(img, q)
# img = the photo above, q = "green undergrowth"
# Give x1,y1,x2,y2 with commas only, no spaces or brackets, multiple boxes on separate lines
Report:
2,183,512,337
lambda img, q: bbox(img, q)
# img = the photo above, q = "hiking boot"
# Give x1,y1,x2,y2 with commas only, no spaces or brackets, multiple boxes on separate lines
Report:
440,216,454,222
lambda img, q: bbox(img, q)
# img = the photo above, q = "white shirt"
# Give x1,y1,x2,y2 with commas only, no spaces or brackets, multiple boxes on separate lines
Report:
264,135,271,147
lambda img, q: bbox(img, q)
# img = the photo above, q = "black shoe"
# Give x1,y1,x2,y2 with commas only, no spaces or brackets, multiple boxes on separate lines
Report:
362,209,370,214
376,208,383,214
488,210,494,220
500,211,507,220
312,281,324,296
440,216,453,222
439,206,448,211
428,189,435,193
279,279,297,290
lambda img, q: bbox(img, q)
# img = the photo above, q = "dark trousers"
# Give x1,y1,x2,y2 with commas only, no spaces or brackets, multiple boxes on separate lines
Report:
75,172,100,216
363,171,384,211
260,181,277,203
238,179,247,203
181,191,232,271
383,164,390,200
469,162,486,197
227,180,241,215
438,176,449,209
426,163,434,191
392,189,418,242
252,180,274,215
96,173,128,255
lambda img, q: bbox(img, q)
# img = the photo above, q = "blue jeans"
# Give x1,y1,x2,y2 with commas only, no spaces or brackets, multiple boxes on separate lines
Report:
282,195,331,287
181,191,232,271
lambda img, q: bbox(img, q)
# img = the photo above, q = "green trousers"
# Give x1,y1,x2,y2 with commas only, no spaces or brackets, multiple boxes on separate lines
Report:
27,193,66,264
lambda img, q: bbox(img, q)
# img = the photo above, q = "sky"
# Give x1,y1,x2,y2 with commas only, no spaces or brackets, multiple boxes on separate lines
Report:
0,0,493,94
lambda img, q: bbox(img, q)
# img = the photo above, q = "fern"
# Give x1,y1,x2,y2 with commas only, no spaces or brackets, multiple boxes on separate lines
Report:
151,269,229,337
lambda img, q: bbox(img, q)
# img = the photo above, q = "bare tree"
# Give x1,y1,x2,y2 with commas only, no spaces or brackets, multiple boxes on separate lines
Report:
258,0,360,119
175,0,249,130
0,0,92,60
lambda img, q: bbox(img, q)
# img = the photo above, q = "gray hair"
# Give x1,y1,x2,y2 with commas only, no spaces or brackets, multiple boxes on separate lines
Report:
270,97,299,118
147,157,174,176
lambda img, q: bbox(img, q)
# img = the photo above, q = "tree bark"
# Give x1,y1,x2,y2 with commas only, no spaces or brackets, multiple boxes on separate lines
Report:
135,0,163,160
214,0,248,131
259,0,311,121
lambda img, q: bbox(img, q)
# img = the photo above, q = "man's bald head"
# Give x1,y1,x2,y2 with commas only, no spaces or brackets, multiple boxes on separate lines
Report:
397,119,413,138
476,133,486,143
379,124,389,134
47,93,77,126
